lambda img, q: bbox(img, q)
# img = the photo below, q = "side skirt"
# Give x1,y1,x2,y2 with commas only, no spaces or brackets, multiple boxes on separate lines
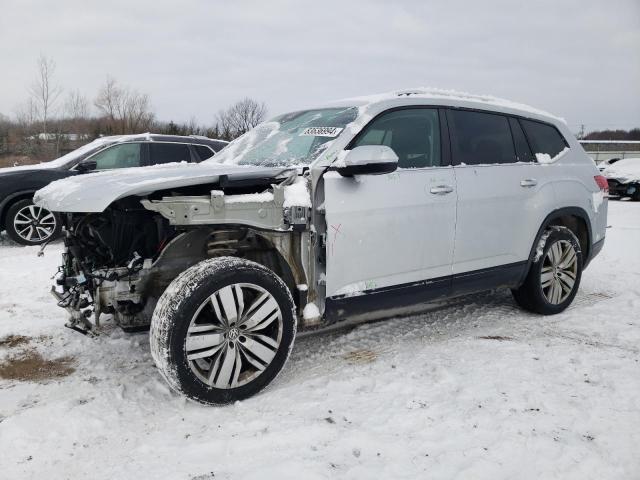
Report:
324,262,527,324
451,261,527,297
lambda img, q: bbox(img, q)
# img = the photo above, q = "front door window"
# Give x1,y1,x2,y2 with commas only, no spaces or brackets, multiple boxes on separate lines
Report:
352,108,441,169
90,143,142,170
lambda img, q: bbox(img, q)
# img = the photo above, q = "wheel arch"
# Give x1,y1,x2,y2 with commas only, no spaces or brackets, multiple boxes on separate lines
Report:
240,232,301,306
151,227,303,308
0,190,37,229
522,207,593,283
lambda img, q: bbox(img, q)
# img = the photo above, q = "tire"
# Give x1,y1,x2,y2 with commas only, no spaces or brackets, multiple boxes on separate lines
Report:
512,226,582,315
150,257,297,405
5,198,62,246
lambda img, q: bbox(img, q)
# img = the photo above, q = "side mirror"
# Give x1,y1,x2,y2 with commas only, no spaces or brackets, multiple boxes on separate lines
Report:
76,159,97,173
335,145,399,176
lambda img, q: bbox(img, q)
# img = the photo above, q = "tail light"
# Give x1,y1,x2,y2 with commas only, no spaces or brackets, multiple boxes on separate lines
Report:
594,175,609,193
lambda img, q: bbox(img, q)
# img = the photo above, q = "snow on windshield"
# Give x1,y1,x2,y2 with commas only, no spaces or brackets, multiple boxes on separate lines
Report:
212,107,358,167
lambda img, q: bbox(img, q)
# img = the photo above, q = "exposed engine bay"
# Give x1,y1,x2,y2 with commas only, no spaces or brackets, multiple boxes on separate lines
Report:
52,171,316,334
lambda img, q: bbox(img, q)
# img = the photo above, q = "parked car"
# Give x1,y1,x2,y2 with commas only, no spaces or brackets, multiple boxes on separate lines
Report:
597,157,622,172
35,89,608,405
601,157,640,200
0,134,227,245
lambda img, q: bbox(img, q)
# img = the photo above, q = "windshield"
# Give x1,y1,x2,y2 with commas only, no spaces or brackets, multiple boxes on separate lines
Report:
211,107,359,167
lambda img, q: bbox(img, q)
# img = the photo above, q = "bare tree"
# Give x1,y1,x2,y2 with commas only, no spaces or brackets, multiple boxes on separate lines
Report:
216,98,267,140
11,98,42,158
186,116,201,136
65,89,89,119
0,113,10,156
124,90,153,133
14,98,39,131
95,77,154,134
94,76,121,123
63,90,91,137
28,55,62,138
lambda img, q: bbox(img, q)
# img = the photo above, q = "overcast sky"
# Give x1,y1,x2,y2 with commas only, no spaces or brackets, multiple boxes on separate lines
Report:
1,0,638,133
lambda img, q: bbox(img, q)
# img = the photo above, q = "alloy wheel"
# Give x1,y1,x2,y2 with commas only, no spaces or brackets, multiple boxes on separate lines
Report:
541,239,578,304
185,282,283,389
13,204,57,243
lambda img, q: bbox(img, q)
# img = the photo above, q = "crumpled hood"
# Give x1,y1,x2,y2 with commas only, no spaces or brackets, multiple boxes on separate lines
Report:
34,162,291,213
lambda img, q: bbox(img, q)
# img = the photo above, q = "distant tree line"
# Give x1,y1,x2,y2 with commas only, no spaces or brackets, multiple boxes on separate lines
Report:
0,55,267,166
583,128,640,141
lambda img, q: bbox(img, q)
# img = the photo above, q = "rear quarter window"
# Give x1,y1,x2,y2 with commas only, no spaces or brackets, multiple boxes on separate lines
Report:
194,145,215,161
149,143,192,164
212,141,228,152
520,119,568,159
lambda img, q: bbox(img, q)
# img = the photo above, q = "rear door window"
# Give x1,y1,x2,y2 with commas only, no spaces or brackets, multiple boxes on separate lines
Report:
448,110,517,165
520,119,567,159
353,108,441,168
149,143,192,164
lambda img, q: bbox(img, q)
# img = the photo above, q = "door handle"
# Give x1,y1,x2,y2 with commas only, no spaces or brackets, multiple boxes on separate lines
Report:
430,185,454,195
520,178,538,188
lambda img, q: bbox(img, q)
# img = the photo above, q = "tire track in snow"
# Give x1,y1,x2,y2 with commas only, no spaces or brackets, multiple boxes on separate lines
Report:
278,288,622,386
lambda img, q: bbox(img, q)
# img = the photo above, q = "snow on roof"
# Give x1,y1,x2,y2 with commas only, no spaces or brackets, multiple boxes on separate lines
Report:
324,87,565,124
110,132,153,143
111,133,228,144
189,135,229,143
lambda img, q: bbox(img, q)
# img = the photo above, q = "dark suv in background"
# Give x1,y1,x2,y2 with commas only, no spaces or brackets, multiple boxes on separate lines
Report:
0,134,227,245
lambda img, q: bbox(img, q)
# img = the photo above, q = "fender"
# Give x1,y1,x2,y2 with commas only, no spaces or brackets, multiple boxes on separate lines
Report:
520,206,593,285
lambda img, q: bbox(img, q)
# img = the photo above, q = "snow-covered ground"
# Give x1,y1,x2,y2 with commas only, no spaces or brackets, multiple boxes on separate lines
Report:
1,201,639,480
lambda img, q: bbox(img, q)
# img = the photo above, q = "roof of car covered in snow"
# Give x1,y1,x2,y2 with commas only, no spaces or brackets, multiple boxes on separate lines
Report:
321,88,566,125
108,133,228,147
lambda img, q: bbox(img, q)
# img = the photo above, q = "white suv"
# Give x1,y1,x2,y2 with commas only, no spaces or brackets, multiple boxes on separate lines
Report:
35,89,608,404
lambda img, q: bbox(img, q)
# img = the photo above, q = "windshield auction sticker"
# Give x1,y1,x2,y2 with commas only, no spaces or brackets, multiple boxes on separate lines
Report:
299,127,343,137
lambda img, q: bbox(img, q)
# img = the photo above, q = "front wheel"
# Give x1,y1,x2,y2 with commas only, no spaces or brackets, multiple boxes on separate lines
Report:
5,198,62,246
150,257,297,405
512,226,582,315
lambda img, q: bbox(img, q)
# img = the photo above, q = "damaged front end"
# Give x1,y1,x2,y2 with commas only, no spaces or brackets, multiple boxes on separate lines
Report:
52,170,317,335
52,196,175,334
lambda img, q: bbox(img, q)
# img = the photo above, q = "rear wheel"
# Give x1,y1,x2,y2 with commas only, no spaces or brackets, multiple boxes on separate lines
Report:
512,226,582,315
5,199,61,246
150,257,297,405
